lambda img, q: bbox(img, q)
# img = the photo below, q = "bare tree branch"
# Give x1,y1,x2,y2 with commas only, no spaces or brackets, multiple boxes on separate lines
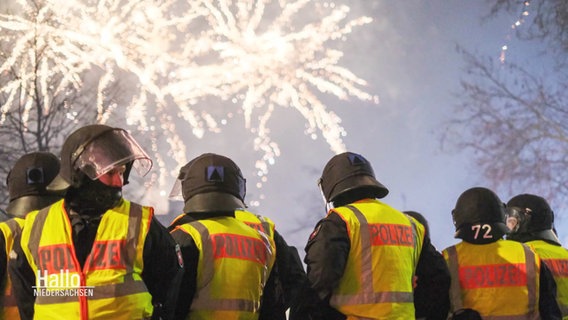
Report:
445,44,568,211
489,0,568,65
0,7,102,207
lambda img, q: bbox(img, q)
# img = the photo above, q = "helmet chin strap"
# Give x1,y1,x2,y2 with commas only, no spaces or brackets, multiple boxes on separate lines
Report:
66,178,122,217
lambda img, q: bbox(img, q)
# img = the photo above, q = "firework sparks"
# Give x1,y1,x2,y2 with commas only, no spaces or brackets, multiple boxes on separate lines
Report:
1,0,203,189
0,0,378,208
0,0,96,124
499,0,531,63
167,0,378,194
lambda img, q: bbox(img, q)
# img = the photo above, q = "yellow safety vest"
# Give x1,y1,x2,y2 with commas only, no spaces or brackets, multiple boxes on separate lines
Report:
328,199,424,319
173,216,276,320
443,240,540,319
0,217,24,320
20,199,153,320
234,210,275,240
526,240,568,319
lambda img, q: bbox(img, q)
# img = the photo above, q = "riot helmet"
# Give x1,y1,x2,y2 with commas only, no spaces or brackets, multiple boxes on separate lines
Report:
404,211,430,236
6,152,63,218
506,194,560,245
318,152,388,206
451,187,508,242
47,124,152,191
169,153,246,213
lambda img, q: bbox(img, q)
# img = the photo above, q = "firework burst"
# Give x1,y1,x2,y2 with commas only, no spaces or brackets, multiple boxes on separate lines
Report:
167,0,378,193
0,0,378,208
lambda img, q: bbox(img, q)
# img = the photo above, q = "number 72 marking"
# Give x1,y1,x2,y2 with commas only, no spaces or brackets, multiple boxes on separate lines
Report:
471,224,493,239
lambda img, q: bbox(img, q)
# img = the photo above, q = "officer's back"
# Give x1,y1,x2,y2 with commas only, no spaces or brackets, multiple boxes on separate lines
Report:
442,187,561,319
168,153,277,320
303,152,450,319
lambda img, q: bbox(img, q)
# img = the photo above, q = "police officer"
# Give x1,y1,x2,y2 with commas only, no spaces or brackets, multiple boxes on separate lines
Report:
506,193,568,319
8,124,182,319
442,187,561,319
0,152,63,319
303,152,450,319
167,153,279,319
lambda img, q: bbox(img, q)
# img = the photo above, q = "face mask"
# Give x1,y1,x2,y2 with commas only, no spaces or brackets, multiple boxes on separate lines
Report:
66,177,122,216
505,207,531,235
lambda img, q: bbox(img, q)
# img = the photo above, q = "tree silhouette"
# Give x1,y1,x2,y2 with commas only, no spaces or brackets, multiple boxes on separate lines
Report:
0,2,119,206
446,0,568,210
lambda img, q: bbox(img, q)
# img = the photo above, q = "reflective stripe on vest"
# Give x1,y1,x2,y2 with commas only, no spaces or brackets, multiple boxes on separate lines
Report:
21,199,153,320
329,200,424,318
527,240,568,319
176,218,275,319
235,210,275,239
445,241,539,320
0,217,24,320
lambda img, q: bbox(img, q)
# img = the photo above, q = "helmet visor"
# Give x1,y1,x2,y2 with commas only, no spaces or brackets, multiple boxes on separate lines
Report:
317,178,328,203
169,179,183,201
75,129,152,180
317,178,334,212
505,206,531,233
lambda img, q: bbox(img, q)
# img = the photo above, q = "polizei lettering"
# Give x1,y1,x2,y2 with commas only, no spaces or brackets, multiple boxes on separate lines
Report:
543,259,568,277
89,240,126,270
369,223,414,247
38,241,125,273
211,234,268,264
459,263,528,289
243,221,268,235
38,244,77,274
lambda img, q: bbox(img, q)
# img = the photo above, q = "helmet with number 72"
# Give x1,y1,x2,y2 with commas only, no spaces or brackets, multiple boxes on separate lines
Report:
451,187,508,240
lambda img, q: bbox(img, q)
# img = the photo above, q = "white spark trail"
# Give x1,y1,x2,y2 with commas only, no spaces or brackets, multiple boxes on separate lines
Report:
1,0,378,207
178,0,378,188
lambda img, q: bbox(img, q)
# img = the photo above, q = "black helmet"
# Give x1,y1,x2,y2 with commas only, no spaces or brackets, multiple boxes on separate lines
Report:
319,152,388,204
47,124,152,191
170,153,246,212
404,211,430,236
452,187,508,241
6,152,63,218
506,194,560,245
